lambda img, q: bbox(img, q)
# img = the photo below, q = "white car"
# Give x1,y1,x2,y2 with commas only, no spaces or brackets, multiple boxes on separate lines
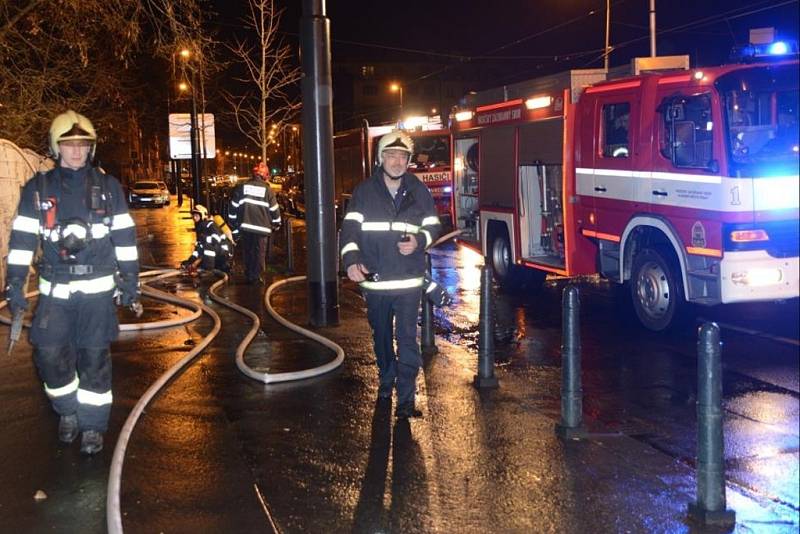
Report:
128,181,170,208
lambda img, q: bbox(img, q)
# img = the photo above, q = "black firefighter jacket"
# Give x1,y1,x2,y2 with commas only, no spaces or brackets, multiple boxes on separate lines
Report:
187,219,232,269
340,168,441,294
228,176,281,239
6,165,139,300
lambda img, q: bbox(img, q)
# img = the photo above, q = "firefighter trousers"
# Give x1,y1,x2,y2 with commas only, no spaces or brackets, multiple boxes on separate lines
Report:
30,292,119,432
365,291,422,405
241,232,269,282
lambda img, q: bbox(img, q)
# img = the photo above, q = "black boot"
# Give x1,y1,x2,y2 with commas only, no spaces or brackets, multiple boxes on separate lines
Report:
58,414,79,443
80,430,103,455
395,402,422,419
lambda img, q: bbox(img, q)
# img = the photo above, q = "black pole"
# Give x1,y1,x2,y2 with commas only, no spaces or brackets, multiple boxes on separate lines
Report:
473,262,498,389
687,323,736,527
421,254,437,355
286,217,295,273
172,159,183,208
301,0,338,326
555,285,586,439
189,69,202,206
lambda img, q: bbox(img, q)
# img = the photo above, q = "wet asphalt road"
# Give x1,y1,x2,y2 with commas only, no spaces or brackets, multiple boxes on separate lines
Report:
0,198,797,532
431,244,799,516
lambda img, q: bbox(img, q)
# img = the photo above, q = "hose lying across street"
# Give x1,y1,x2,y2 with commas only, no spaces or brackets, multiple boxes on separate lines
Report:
0,267,344,534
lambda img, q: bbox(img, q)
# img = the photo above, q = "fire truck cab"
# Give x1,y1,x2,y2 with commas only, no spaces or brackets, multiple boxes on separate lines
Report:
451,54,799,330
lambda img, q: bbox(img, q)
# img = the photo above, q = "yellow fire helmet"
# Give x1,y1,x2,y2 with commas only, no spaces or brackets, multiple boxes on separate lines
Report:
49,110,97,158
377,131,413,164
191,204,209,219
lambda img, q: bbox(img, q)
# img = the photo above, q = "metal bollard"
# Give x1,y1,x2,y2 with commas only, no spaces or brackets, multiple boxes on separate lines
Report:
285,217,294,273
555,285,587,439
473,261,498,388
687,323,736,527
421,254,437,355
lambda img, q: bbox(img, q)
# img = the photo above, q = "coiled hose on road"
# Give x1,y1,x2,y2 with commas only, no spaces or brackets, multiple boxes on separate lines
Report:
0,268,343,534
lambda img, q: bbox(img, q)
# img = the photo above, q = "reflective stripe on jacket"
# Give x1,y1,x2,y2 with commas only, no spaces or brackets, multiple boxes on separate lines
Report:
5,166,139,294
339,168,440,294
228,177,281,237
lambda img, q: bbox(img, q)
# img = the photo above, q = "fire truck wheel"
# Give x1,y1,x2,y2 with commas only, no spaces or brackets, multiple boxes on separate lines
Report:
489,232,545,291
630,247,685,332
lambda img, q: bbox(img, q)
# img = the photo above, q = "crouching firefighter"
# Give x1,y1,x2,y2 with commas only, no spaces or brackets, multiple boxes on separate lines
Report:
3,110,141,455
180,204,233,273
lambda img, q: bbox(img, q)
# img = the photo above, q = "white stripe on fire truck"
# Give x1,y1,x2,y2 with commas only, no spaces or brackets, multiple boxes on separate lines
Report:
575,168,800,212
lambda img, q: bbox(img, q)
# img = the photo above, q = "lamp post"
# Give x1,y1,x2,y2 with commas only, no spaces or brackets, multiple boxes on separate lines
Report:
604,0,611,70
179,48,202,205
390,82,403,119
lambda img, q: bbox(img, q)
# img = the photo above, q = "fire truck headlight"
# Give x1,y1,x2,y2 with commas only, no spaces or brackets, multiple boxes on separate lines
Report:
731,268,783,286
443,186,452,193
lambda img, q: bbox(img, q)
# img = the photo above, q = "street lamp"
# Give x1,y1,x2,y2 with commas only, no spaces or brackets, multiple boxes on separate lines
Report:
390,82,403,118
604,0,611,70
179,47,202,205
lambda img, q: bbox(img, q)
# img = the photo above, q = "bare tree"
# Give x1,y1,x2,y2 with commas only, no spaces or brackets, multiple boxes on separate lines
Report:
0,0,206,154
225,0,301,164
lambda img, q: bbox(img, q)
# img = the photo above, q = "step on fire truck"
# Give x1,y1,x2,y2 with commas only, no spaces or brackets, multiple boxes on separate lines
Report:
450,45,799,331
334,117,453,226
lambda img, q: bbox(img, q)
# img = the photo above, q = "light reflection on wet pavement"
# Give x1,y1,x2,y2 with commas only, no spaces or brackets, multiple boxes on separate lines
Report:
0,201,796,532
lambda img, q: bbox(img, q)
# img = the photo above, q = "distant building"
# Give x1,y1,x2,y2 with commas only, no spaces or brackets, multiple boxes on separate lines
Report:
332,60,499,131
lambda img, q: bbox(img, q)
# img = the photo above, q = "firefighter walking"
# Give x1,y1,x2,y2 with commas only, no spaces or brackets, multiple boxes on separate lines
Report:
3,110,140,455
340,131,441,418
227,162,281,284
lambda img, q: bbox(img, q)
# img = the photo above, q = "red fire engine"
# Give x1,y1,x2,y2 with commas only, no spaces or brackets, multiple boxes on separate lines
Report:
333,118,453,225
450,54,799,330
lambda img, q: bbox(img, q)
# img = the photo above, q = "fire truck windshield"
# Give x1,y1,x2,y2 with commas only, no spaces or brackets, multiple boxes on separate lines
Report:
717,64,799,175
410,134,450,171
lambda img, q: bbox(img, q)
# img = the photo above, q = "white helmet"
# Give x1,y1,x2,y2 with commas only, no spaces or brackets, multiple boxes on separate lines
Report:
191,204,209,219
49,110,97,158
377,131,413,165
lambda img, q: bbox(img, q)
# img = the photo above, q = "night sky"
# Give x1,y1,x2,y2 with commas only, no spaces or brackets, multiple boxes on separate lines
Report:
209,0,798,141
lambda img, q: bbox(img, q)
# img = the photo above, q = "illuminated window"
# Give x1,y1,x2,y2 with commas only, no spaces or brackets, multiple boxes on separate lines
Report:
361,65,375,78
602,103,630,158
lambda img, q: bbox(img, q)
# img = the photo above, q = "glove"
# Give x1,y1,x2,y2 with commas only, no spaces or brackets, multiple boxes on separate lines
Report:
115,274,141,307
180,259,194,270
4,280,27,316
423,276,452,307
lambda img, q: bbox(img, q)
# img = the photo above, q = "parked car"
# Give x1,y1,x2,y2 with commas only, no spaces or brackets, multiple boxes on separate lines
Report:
128,180,170,208
157,181,171,205
276,173,305,218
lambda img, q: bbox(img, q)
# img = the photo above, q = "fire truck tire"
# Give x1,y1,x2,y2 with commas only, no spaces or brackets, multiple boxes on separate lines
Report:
630,247,685,332
489,232,545,291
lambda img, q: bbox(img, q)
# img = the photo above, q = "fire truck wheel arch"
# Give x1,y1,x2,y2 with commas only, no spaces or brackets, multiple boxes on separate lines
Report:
620,216,690,302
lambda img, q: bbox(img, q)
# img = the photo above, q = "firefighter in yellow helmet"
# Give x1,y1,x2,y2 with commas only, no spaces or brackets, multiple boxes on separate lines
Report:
3,110,140,454
180,204,233,273
339,130,442,418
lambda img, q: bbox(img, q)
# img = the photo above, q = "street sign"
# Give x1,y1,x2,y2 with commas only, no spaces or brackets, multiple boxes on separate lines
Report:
168,113,216,160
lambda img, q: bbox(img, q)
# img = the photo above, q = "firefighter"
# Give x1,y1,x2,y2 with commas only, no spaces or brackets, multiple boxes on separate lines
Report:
3,110,140,455
340,131,442,418
180,204,233,273
227,162,281,284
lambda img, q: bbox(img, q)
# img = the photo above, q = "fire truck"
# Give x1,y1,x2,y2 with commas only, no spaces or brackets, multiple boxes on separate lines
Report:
450,52,799,330
333,117,453,225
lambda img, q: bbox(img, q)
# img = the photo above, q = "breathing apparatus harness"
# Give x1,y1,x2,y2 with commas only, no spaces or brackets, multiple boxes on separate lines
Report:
33,167,115,275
